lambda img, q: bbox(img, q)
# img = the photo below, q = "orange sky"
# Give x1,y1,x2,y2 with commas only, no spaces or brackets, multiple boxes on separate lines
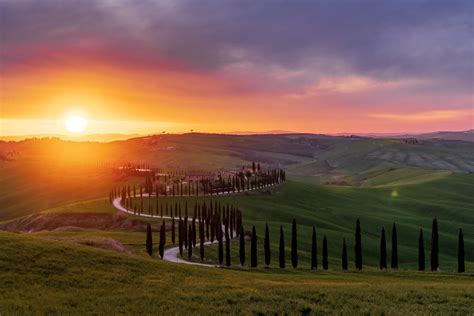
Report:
1,1,473,137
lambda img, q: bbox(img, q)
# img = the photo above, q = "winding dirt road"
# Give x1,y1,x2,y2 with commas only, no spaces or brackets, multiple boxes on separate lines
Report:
113,197,224,267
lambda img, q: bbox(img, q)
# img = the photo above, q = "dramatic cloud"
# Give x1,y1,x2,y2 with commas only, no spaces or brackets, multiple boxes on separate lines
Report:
1,0,472,134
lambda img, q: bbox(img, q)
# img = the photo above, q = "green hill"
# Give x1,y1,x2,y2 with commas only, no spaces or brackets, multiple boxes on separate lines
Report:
1,231,473,314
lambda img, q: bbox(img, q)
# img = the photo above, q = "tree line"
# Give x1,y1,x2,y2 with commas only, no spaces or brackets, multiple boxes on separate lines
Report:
110,164,286,201
148,217,466,273
145,200,243,264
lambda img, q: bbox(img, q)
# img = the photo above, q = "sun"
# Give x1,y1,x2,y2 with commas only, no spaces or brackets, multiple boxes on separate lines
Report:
65,115,88,133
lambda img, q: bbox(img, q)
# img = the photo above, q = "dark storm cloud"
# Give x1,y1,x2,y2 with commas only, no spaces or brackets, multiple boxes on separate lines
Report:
1,0,473,91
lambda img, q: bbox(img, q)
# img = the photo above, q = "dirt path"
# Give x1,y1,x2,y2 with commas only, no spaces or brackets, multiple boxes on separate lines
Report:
113,197,227,267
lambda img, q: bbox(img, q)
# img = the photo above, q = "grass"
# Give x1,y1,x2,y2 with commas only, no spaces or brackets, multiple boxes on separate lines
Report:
1,231,473,314
132,173,473,271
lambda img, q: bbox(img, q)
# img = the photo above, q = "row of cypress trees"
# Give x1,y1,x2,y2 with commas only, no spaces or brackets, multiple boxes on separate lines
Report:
146,214,465,272
109,168,286,203
217,218,467,272
145,202,242,262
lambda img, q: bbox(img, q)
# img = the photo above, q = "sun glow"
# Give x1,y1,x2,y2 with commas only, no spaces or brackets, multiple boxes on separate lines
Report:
65,116,88,133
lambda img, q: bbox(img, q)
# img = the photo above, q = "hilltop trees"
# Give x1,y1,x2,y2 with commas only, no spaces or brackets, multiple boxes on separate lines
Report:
355,219,362,270
146,223,153,256
380,227,387,270
458,229,465,273
311,226,317,270
391,223,398,270
251,226,257,268
342,238,348,271
322,235,328,270
418,228,425,271
430,218,439,272
291,219,298,268
264,223,271,267
239,226,245,266
279,225,285,268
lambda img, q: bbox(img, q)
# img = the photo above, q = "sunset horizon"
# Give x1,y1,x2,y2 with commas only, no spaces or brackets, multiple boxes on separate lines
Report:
2,1,472,137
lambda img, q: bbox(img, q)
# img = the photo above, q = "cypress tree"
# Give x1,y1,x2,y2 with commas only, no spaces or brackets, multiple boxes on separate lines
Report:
200,220,205,261
239,225,245,266
418,228,425,271
192,217,197,248
380,227,387,270
178,219,183,256
225,229,231,267
171,217,176,245
146,223,153,256
251,225,257,267
159,222,164,259
311,226,317,270
430,218,439,272
279,225,285,268
264,222,271,267
322,235,328,270
291,219,298,268
184,218,188,249
458,228,465,273
188,224,193,259
355,219,362,270
391,222,398,269
342,237,348,271
218,226,224,265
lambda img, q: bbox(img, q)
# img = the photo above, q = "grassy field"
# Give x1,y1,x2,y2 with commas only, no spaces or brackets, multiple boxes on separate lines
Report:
1,231,473,315
1,134,473,313
128,173,473,271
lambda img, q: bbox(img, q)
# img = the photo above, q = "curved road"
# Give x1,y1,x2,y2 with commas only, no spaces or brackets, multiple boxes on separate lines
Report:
113,197,226,267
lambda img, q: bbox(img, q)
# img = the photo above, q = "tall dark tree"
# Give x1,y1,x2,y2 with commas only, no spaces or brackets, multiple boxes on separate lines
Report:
146,223,153,256
264,222,271,267
418,228,425,271
218,226,224,265
342,237,348,271
171,217,176,245
225,229,231,267
239,225,245,266
200,221,205,261
458,228,465,273
355,219,362,270
391,222,398,269
430,218,439,272
251,226,257,267
322,235,328,270
159,222,165,259
311,226,317,270
192,218,197,248
188,224,193,259
279,225,285,268
380,227,387,270
178,219,183,256
291,219,298,268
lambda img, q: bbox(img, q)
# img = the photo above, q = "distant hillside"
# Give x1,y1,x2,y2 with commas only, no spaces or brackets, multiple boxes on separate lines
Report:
2,133,473,175
341,130,474,142
415,129,474,142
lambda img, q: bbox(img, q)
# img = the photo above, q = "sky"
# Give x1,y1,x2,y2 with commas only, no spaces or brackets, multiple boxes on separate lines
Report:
0,0,473,136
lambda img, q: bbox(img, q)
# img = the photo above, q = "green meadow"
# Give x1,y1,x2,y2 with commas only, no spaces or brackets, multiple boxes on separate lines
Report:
1,134,473,314
1,231,473,315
